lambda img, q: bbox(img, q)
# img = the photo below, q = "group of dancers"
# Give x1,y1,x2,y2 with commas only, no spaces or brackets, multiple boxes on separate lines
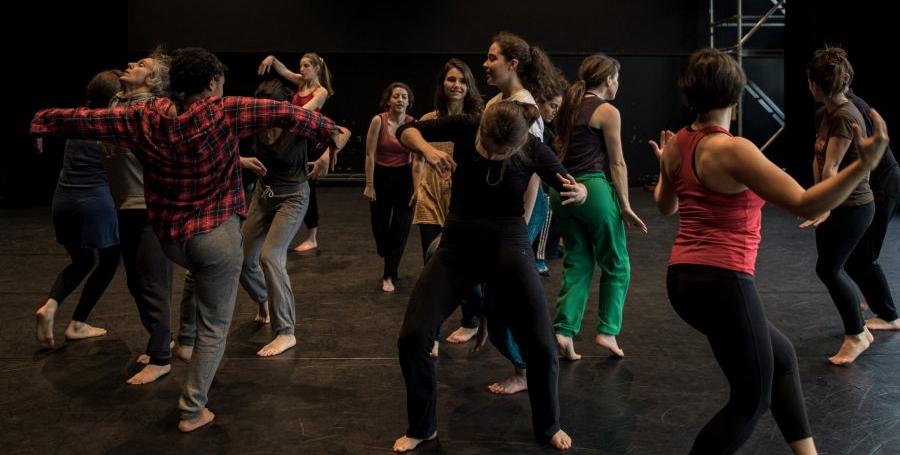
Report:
28,31,897,454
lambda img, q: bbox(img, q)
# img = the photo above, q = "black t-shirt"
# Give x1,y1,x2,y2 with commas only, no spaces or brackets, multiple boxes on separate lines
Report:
848,92,900,196
397,114,569,219
253,129,309,195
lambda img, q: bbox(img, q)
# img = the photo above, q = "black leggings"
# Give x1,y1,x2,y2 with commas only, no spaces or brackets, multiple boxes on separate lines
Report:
398,217,559,443
303,178,319,229
846,186,899,322
667,264,811,454
49,244,120,322
370,164,413,281
815,203,875,335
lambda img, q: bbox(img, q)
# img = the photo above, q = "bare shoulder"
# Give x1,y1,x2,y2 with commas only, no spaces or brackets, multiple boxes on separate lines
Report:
420,111,438,121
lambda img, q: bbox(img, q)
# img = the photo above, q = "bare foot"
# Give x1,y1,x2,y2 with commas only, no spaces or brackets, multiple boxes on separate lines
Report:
137,354,151,365
293,238,318,253
127,364,171,385
257,334,297,357
555,334,581,360
393,431,437,453
178,408,215,433
829,329,872,365
64,321,107,340
488,368,528,394
866,317,900,331
35,299,58,348
860,299,870,312
429,341,439,359
254,301,270,324
595,334,625,358
176,345,194,363
550,429,573,451
445,326,478,344
383,278,395,293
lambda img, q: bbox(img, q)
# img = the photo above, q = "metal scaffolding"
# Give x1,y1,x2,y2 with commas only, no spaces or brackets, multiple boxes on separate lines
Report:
710,0,785,151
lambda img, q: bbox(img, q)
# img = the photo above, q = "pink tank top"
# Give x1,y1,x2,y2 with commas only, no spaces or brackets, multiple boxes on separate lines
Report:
375,112,413,167
669,126,766,276
292,91,319,111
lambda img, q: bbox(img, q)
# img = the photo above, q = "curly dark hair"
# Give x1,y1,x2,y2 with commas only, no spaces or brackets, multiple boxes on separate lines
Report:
433,59,484,116
169,47,228,98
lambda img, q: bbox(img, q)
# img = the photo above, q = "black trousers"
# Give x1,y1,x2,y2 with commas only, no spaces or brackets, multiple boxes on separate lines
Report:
49,245,120,323
370,164,413,281
118,209,174,365
815,202,875,335
398,217,560,443
667,264,812,454
846,178,899,322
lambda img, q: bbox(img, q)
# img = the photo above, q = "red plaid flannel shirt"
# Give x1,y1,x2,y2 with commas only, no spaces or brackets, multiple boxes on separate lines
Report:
32,96,337,243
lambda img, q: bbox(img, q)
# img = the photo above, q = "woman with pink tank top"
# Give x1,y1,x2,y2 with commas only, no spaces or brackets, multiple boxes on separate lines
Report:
364,82,416,293
652,48,889,455
259,52,335,254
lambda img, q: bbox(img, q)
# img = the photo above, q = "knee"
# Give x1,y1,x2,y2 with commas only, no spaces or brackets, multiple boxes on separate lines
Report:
814,259,840,282
259,250,283,273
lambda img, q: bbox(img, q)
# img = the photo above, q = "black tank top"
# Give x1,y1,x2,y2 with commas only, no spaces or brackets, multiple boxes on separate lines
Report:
562,95,609,175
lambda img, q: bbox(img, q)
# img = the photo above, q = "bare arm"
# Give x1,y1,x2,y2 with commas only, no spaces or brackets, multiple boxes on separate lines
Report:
523,174,540,223
650,130,678,216
724,110,888,218
301,87,329,111
596,105,647,232
258,55,303,85
818,136,852,182
363,116,381,201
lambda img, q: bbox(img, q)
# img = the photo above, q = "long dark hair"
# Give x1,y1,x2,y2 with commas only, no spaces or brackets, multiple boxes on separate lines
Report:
434,58,484,116
555,53,620,160
301,52,334,96
492,32,559,100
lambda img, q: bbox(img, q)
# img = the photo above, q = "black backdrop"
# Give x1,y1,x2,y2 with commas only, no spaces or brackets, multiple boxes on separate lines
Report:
7,0,893,207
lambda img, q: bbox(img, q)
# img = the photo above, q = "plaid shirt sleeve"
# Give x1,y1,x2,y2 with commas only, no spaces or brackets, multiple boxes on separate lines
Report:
222,97,338,149
30,105,144,148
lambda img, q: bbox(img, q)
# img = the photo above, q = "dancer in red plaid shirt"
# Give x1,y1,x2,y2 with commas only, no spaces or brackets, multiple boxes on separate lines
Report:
31,47,350,432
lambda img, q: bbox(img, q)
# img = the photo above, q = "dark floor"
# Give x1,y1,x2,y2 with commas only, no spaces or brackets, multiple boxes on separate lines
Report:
1,188,898,455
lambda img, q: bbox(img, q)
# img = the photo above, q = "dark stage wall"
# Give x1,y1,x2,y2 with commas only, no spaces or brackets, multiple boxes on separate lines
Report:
13,1,895,207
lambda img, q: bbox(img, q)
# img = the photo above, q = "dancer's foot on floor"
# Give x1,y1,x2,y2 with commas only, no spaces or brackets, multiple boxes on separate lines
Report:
393,431,437,453
829,329,872,365
175,344,194,363
595,334,625,357
556,334,581,360
293,237,317,253
35,299,58,348
127,364,171,385
429,341,439,359
255,301,270,324
488,368,528,394
866,317,900,331
550,429,573,451
382,278,395,293
178,408,215,433
64,321,107,340
257,334,297,357
445,326,477,344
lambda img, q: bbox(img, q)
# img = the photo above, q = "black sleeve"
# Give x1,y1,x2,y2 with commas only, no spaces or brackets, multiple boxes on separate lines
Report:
396,114,480,145
528,137,570,192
